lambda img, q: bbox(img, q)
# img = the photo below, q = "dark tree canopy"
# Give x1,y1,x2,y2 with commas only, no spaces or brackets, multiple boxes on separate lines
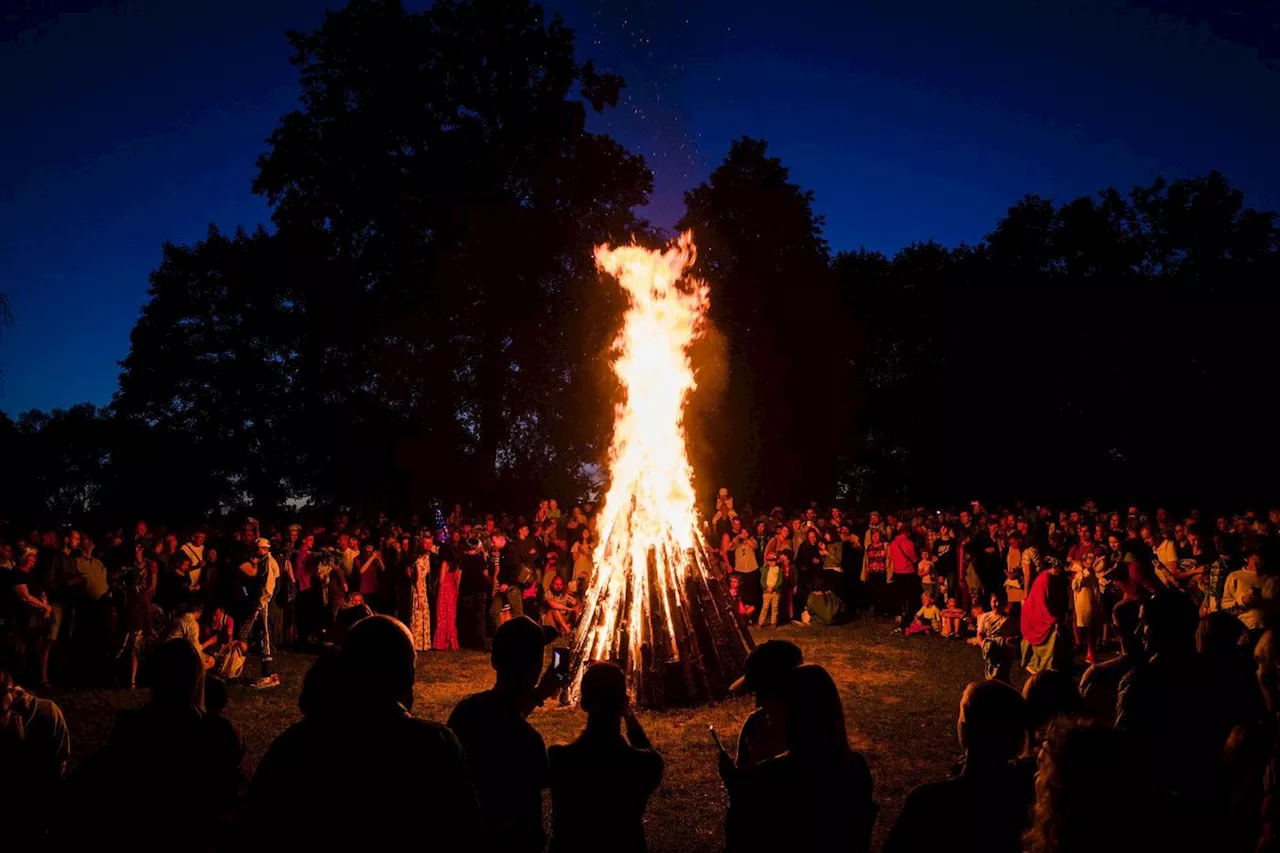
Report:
113,0,652,515
4,3,1277,523
678,137,851,509
844,171,1280,509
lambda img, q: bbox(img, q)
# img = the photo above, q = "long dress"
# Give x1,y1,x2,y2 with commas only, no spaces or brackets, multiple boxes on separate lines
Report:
409,554,432,651
433,564,460,651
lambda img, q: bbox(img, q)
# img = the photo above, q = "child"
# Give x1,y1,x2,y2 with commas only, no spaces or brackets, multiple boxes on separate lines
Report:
975,592,1015,682
728,574,758,624
918,550,938,600
904,592,941,636
939,596,966,638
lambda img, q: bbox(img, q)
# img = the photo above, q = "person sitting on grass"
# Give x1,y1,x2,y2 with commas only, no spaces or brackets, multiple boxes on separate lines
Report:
940,596,967,638
975,591,1017,682
800,574,845,626
904,592,941,636
548,661,663,853
542,575,581,634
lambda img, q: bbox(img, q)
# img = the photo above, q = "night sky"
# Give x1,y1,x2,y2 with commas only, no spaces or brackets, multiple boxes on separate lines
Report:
3,0,1277,416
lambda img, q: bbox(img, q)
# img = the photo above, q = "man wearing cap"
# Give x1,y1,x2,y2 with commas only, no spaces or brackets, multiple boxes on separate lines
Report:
448,616,561,853
235,537,281,688
728,640,803,771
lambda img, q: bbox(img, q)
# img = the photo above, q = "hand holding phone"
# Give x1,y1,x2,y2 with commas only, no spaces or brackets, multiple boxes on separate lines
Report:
551,647,571,682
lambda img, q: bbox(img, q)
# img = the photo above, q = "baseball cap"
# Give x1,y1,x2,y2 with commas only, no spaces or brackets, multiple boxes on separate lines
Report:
491,616,559,673
729,639,803,696
256,538,272,549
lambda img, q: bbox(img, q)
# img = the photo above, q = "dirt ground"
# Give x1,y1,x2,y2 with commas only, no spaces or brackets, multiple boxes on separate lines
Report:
52,616,990,851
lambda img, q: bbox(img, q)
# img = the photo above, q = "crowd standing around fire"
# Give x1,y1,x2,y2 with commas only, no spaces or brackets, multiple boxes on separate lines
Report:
4,493,1280,852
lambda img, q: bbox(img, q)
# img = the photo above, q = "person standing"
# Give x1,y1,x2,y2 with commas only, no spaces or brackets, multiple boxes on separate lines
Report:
449,617,559,853
730,518,761,615
456,539,490,651
409,536,433,652
433,537,460,652
235,538,280,689
548,662,663,853
889,524,921,629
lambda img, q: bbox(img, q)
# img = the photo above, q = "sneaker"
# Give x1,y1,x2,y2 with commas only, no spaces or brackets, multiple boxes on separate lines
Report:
250,674,280,689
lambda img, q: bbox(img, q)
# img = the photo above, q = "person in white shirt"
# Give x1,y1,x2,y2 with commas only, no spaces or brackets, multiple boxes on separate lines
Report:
181,529,207,588
1222,549,1276,631
1141,526,1178,588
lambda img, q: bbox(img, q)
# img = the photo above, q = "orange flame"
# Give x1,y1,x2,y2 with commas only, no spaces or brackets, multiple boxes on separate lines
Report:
571,232,710,698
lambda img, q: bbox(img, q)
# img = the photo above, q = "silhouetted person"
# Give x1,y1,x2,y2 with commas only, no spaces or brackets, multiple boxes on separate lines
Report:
548,662,663,853
1078,598,1144,724
1117,591,1216,842
728,639,803,770
1021,669,1081,748
243,616,479,851
448,616,560,853
1024,720,1169,853
0,634,69,847
885,680,1032,853
724,664,876,853
67,638,240,853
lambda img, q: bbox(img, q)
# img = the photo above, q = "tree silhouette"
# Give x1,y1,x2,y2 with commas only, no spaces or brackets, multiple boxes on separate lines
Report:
114,0,651,514
678,137,851,508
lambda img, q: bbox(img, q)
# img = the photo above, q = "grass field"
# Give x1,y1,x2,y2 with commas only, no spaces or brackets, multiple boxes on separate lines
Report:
53,617,991,851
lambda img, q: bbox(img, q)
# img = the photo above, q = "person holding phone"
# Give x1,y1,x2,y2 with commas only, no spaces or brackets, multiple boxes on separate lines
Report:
548,662,663,853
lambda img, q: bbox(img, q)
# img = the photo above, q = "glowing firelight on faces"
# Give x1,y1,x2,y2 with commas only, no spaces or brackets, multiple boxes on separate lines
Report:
571,232,709,698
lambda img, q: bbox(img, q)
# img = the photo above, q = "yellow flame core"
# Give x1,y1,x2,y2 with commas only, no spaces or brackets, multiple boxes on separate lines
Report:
572,232,710,695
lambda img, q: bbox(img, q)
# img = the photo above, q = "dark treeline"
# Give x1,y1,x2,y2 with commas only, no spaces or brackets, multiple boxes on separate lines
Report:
2,0,1276,526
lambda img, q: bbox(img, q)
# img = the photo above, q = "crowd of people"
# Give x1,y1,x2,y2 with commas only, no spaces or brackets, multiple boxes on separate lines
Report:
4,494,1280,852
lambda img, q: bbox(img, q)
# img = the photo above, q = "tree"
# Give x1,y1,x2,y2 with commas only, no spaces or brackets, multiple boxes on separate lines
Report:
842,171,1280,508
677,137,848,507
118,0,652,513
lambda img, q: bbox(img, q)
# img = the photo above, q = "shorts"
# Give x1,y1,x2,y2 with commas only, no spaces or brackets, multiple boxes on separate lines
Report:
45,603,65,641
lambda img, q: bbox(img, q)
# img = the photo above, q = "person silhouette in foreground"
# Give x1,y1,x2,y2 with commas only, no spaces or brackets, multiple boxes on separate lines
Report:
67,638,241,853
448,616,561,853
885,679,1032,853
0,634,70,847
548,661,663,853
728,639,803,771
243,615,478,851
723,664,876,853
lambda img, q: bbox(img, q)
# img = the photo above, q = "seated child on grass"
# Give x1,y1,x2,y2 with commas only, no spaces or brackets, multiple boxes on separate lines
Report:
905,592,941,636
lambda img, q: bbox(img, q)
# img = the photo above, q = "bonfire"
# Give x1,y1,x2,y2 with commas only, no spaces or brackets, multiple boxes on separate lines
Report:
570,232,753,708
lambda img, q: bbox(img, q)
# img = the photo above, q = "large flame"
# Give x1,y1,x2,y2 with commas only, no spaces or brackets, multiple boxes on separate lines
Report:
571,231,711,697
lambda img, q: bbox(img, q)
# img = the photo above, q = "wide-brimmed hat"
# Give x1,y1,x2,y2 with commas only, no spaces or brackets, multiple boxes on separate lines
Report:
729,639,803,696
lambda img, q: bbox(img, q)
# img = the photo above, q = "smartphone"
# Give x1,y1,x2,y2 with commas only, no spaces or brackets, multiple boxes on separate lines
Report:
708,724,726,753
551,648,571,681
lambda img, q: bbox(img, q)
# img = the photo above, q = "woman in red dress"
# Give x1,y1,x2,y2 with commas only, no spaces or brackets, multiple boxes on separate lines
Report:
433,550,460,651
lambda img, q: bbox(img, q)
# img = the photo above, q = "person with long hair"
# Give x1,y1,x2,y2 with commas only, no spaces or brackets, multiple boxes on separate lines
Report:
433,534,460,651
723,664,876,852
1024,720,1165,853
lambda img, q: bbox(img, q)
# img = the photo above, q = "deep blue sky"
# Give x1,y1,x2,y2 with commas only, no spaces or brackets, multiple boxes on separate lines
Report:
3,0,1277,416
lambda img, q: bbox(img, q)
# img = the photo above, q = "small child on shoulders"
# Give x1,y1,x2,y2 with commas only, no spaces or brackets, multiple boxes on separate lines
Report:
905,592,941,636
